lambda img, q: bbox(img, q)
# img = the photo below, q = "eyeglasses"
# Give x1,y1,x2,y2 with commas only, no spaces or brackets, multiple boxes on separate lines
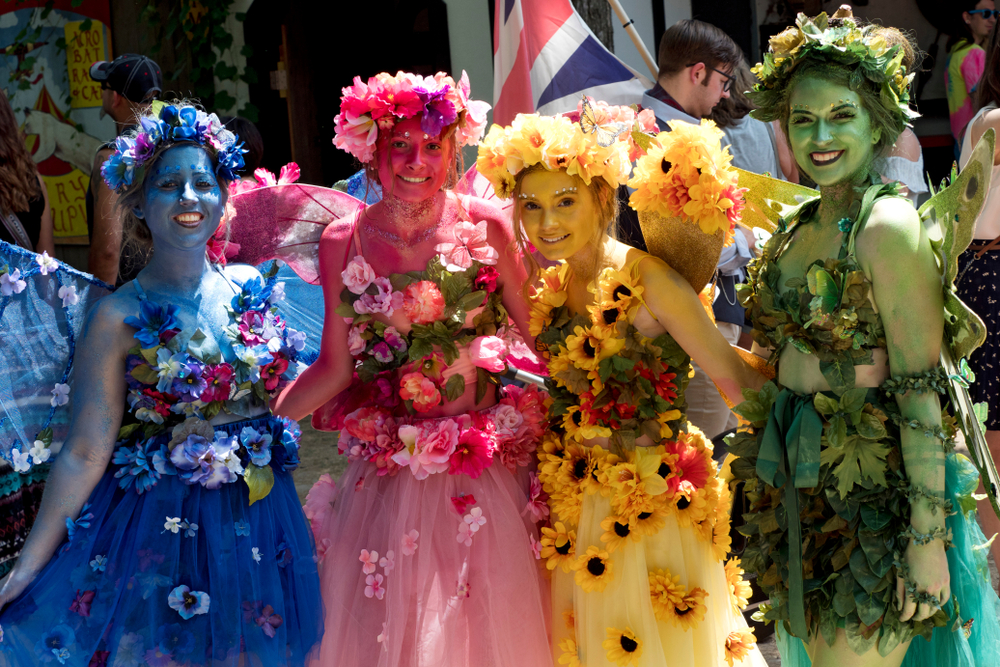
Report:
686,63,734,92
968,9,1000,18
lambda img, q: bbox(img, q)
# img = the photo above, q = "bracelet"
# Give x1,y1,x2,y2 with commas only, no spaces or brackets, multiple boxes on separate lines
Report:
895,561,944,608
888,413,957,451
900,525,954,549
881,368,950,396
906,484,955,517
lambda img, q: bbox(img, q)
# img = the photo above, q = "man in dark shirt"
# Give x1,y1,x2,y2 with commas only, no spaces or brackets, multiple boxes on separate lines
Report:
86,54,161,285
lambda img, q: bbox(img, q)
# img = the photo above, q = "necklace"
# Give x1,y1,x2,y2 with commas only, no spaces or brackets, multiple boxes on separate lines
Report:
363,194,455,249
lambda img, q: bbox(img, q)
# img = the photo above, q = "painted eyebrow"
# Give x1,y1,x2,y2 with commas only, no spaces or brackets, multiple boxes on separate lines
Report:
830,103,859,112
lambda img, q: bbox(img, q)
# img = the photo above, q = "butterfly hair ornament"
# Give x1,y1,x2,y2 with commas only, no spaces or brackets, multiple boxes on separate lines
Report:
476,97,657,200
101,104,247,192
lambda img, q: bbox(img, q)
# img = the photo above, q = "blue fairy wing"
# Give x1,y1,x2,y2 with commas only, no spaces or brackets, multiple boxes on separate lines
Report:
258,261,324,366
0,242,112,471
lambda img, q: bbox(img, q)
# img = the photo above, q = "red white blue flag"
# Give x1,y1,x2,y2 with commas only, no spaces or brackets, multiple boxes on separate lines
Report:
492,0,653,125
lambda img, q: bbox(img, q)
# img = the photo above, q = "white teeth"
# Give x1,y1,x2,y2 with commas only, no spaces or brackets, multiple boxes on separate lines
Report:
399,176,429,183
541,234,569,243
175,213,203,223
811,151,843,163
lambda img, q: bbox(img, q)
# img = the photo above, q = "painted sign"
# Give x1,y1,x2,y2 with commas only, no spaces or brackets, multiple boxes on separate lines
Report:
0,0,114,243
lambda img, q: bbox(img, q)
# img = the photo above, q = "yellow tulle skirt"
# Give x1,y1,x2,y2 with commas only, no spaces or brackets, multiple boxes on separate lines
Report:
537,426,769,667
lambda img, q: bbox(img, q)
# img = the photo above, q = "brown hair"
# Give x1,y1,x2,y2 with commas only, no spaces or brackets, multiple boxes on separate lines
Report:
0,91,41,213
709,59,756,128
656,19,743,80
975,25,1000,110
511,166,620,300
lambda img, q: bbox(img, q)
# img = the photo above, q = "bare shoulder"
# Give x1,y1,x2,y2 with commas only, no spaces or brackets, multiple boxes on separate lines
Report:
85,287,140,342
892,128,922,162
857,196,924,261
320,207,359,247
632,251,687,292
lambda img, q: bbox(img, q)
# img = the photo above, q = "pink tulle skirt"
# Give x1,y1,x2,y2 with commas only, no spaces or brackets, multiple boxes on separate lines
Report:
305,407,553,666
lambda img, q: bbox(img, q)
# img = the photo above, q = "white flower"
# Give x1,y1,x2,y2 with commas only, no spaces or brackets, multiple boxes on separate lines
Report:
463,507,487,533
379,550,395,574
0,269,26,296
50,383,70,407
29,439,51,464
270,281,286,303
90,554,108,572
287,329,307,352
57,285,79,308
377,621,388,646
10,448,30,473
252,547,261,563
36,252,58,275
164,517,182,533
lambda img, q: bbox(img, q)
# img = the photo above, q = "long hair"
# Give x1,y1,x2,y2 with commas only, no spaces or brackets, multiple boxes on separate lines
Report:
709,59,756,129
976,25,1000,110
0,92,41,213
947,1,986,52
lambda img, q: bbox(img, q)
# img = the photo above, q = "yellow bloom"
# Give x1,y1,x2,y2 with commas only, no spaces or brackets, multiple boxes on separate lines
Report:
713,521,734,562
648,568,687,621
725,558,753,610
561,405,613,443
587,298,627,330
537,432,567,492
557,638,582,667
603,627,643,666
540,522,577,572
558,442,603,495
631,505,669,537
768,25,805,57
573,545,614,592
607,450,668,524
565,325,625,372
724,628,757,666
549,487,583,525
600,514,641,552
598,268,644,310
563,609,576,630
657,409,683,440
670,487,712,528
672,587,709,631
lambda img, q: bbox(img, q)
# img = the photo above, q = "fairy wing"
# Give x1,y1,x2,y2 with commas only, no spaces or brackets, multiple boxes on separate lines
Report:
0,242,113,471
735,168,819,234
228,183,364,285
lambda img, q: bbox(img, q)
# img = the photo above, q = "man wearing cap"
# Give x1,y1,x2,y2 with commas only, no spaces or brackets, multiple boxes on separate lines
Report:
86,54,161,285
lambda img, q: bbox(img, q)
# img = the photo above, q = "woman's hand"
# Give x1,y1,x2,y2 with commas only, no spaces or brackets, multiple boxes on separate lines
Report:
0,565,36,612
896,538,951,622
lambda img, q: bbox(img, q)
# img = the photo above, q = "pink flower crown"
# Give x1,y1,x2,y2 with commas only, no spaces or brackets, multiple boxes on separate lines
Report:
332,70,491,163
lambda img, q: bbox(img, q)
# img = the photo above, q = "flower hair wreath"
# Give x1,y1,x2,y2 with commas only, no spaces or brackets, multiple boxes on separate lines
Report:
101,104,247,192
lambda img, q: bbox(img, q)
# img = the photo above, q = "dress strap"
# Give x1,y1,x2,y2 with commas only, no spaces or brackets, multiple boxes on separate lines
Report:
625,255,659,322
132,275,148,301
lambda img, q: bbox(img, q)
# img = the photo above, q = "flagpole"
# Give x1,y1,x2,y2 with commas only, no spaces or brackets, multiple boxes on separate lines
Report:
605,0,659,80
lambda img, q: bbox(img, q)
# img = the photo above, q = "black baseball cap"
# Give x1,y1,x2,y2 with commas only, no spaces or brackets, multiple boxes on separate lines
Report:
89,54,162,103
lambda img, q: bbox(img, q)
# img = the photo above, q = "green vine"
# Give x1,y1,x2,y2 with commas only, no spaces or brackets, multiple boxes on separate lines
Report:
140,0,258,121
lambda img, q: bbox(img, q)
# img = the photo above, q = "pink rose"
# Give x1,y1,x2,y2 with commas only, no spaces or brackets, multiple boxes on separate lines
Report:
399,372,442,413
354,277,403,316
342,255,377,295
458,99,491,146
413,419,460,476
469,335,507,373
347,324,367,355
492,403,524,438
402,281,445,325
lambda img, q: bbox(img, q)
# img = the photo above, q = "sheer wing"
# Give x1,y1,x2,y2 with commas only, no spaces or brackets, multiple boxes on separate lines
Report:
229,184,363,285
264,261,325,366
736,168,818,234
455,164,514,215
0,242,112,471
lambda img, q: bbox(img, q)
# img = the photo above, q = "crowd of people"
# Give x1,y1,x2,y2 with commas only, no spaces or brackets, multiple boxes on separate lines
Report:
2,5,1000,667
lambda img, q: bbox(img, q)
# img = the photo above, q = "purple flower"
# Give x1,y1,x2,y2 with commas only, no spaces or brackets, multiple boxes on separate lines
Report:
124,300,181,347
112,445,161,493
155,623,194,657
167,585,210,619
133,132,156,164
383,326,408,353
372,341,394,364
170,434,212,470
172,359,207,401
240,427,273,467
415,85,457,136
33,624,75,664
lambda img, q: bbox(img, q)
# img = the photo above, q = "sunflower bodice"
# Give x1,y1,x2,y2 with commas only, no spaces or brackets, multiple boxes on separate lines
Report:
529,258,691,446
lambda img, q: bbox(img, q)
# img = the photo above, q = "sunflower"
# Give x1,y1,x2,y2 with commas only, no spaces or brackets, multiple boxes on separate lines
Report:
630,505,669,537
549,487,583,525
558,442,602,494
563,609,576,631
598,268,644,310
528,263,570,335
587,298,627,330
565,325,625,372
573,545,614,592
562,405,613,443
724,628,757,667
672,587,709,631
600,514,641,552
725,559,753,610
670,487,712,528
648,568,686,622
557,638,582,667
537,432,567,488
540,522,577,572
603,627,643,666
548,350,576,390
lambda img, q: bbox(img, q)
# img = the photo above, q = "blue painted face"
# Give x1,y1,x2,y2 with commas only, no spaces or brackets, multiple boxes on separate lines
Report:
134,144,226,251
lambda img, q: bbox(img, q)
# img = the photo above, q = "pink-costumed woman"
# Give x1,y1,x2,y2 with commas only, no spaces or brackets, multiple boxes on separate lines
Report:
272,71,553,666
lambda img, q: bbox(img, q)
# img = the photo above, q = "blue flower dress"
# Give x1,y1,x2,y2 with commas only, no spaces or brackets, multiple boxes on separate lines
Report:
0,271,323,667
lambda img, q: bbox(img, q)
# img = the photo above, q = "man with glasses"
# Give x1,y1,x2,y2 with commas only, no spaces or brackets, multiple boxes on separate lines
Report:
86,54,162,285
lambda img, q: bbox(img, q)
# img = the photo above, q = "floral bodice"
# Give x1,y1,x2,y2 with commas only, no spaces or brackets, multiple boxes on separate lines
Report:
529,258,690,447
737,183,898,395
337,217,510,416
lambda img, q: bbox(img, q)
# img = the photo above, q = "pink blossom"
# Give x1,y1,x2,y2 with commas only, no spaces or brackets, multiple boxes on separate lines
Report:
457,522,474,547
412,419,460,477
360,549,379,574
523,472,550,523
316,537,332,563
492,404,524,438
402,281,445,324
372,342,394,363
343,407,389,442
354,277,403,316
636,108,658,132
303,473,337,539
450,493,478,514
379,550,395,574
364,573,385,600
399,372,442,413
434,220,499,271
278,162,301,184
463,507,487,533
458,99,491,146
342,255,377,295
469,335,507,373
474,266,499,293
401,529,419,556
254,168,278,186
333,111,378,163
383,326,407,353
448,428,493,479
347,325,367,356
529,534,542,560
377,622,388,644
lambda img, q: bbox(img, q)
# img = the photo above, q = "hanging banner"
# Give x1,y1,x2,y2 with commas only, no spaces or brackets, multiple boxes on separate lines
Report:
0,0,114,244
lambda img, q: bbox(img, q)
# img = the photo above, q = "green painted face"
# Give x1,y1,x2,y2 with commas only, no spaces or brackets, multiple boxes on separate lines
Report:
787,77,878,187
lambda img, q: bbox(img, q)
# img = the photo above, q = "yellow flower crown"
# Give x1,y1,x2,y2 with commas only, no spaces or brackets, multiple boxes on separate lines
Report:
476,113,632,199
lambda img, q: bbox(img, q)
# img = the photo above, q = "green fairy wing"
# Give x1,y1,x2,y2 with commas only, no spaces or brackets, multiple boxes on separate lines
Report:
736,168,819,234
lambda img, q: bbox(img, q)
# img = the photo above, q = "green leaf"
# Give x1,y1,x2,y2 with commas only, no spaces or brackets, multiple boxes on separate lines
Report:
974,402,989,431
833,437,890,498
813,393,841,416
130,364,159,385
235,11,247,20
853,588,887,626
839,387,868,414
79,18,92,32
444,374,465,402
733,400,768,423
598,357,614,383
458,290,486,312
849,548,882,594
241,44,254,57
441,339,460,366
214,90,237,113
117,423,141,441
758,381,779,410
844,617,879,656
826,415,848,448
244,464,275,505
240,68,258,85
238,102,259,123
859,503,892,531
856,412,887,440
475,367,490,404
187,328,222,364
214,62,238,80
202,401,222,421
820,357,856,396
408,338,433,361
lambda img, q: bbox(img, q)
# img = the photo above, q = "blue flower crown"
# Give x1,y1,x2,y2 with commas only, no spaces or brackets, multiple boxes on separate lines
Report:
101,104,247,192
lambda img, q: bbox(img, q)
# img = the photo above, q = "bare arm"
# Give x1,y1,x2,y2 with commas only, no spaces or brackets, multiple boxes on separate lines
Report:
638,256,765,404
0,298,130,608
271,219,358,421
859,197,948,622
87,148,122,284
965,108,1000,167
34,174,55,256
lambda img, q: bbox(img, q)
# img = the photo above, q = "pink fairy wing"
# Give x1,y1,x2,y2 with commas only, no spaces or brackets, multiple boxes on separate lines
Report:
454,165,512,215
229,184,364,285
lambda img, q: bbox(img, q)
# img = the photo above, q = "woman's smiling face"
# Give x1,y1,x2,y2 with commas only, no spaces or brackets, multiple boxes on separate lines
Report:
787,76,877,187
518,169,600,262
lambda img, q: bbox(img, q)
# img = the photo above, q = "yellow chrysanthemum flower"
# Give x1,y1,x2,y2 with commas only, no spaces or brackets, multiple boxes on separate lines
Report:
648,568,687,621
603,627,643,666
713,520,734,562
600,514,642,552
670,487,712,528
725,558,753,610
557,638,582,667
540,522,577,572
607,450,669,524
671,587,709,631
573,545,614,592
724,628,757,667
549,486,583,525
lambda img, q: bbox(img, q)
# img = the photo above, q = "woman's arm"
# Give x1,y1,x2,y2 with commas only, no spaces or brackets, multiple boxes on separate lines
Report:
638,256,765,404
34,174,55,257
859,197,949,623
0,299,129,608
271,218,358,421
